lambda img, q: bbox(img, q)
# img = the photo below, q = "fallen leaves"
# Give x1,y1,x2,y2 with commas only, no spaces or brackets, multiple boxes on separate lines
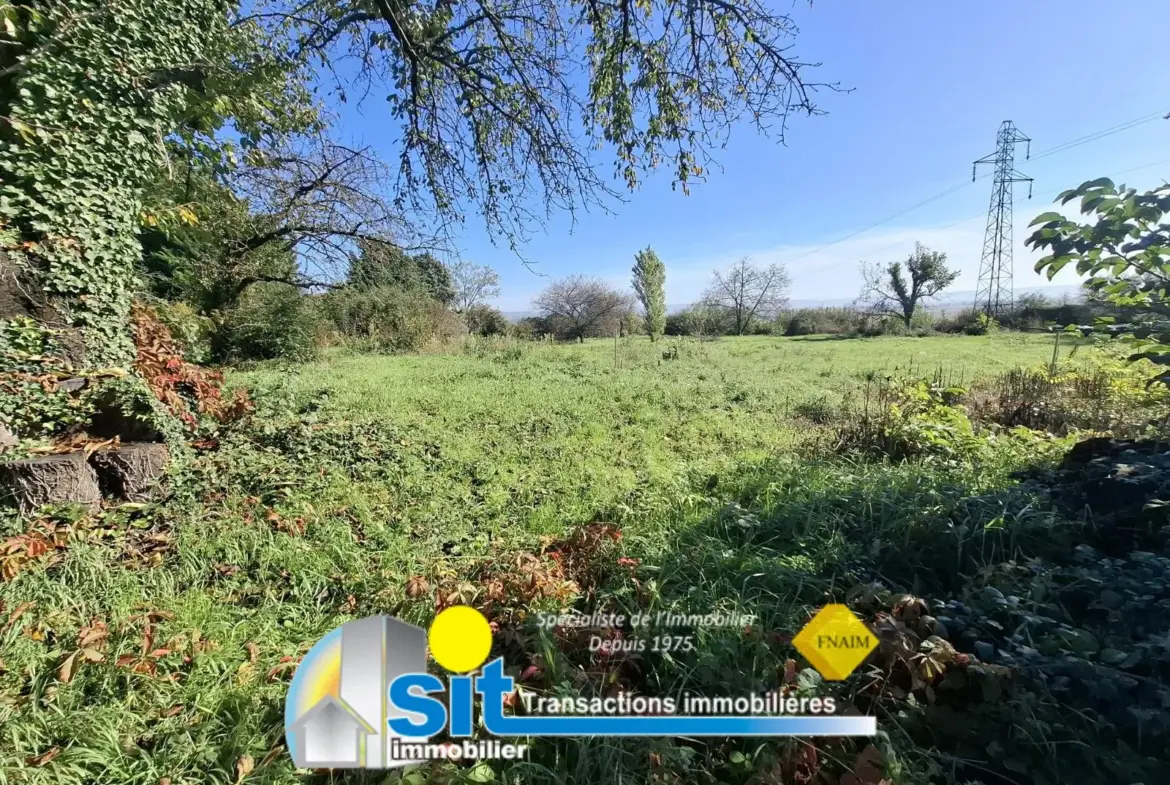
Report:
114,611,176,677
57,619,109,684
2,601,35,635
26,746,61,767
235,753,254,782
2,522,72,580
27,434,121,457
266,655,299,682
840,745,890,785
244,641,260,663
405,574,430,598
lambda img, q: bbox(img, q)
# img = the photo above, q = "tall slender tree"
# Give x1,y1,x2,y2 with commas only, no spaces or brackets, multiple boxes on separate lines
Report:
632,247,667,342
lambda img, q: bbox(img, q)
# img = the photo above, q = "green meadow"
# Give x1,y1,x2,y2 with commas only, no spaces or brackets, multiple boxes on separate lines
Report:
4,332,1152,785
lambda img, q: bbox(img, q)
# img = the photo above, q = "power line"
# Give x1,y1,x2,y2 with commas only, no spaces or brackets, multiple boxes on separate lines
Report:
778,109,1167,266
782,182,972,264
1029,112,1165,160
805,156,1170,275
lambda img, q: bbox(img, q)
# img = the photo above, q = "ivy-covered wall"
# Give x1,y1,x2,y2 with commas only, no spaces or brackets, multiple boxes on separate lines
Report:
0,0,236,366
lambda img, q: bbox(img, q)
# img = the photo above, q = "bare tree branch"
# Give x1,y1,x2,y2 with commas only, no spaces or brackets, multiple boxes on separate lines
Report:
702,258,790,334
242,0,842,248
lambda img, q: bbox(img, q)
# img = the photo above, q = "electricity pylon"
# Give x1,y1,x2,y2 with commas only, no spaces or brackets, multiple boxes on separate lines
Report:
973,121,1033,317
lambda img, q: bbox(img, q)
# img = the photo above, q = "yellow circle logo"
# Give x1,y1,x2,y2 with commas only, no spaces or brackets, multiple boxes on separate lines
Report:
428,605,492,673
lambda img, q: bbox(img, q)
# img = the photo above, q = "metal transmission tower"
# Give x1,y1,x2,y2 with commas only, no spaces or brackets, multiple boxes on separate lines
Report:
972,121,1033,316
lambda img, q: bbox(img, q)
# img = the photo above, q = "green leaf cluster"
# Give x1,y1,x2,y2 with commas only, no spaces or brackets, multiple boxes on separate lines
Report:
1027,178,1170,385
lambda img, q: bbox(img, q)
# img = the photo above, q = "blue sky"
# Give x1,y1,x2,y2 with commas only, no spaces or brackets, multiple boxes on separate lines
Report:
327,0,1169,311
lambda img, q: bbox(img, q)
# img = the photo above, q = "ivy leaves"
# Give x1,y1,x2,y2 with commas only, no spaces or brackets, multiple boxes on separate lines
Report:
1,0,315,366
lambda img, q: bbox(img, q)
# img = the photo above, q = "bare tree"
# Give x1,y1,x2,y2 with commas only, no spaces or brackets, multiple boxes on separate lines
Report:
857,243,958,327
702,258,790,335
246,0,841,246
533,275,632,341
222,134,432,292
449,260,501,311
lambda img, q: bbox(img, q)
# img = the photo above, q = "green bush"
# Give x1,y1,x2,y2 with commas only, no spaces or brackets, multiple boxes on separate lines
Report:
465,304,510,336
152,300,214,364
211,283,321,363
969,354,1170,437
965,312,1000,335
837,378,981,462
665,305,732,337
783,311,816,336
934,309,977,334
780,307,862,336
323,285,466,352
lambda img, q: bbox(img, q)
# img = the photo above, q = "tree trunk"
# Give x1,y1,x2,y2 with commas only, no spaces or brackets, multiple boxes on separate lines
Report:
0,452,102,515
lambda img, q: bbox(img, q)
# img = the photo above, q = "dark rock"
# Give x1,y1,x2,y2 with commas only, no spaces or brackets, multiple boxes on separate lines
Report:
1061,437,1160,471
974,640,996,661
90,443,169,502
0,451,101,513
57,377,87,393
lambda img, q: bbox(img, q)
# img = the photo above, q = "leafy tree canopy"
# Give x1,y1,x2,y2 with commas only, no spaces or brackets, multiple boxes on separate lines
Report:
632,246,666,341
348,239,455,304
857,243,958,327
1027,178,1170,385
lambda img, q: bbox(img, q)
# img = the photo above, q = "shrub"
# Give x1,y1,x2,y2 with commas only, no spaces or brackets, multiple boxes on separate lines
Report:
969,355,1170,437
322,285,465,353
783,311,816,336
465,304,510,336
665,305,732,337
511,315,558,340
152,300,214,364
211,284,320,363
934,309,978,334
663,311,688,336
964,312,1000,335
780,307,861,336
836,377,981,463
853,314,906,337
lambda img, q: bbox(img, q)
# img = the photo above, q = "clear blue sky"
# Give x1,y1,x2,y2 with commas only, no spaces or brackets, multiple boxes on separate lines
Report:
327,0,1169,311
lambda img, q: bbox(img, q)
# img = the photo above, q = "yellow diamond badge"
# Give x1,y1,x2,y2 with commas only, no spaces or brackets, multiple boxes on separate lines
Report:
792,604,878,681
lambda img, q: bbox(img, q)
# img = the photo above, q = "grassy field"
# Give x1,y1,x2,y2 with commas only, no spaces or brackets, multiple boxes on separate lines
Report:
4,332,1146,785
237,333,1064,541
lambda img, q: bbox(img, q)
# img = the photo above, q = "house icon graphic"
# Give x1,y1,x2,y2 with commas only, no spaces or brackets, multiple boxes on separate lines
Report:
288,695,374,768
286,615,428,769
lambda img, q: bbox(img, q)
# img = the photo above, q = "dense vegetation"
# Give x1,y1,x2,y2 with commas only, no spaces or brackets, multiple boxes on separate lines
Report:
2,0,1169,783
3,333,1169,785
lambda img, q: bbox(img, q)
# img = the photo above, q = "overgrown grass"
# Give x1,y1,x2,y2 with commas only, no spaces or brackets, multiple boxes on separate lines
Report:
5,333,1164,785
